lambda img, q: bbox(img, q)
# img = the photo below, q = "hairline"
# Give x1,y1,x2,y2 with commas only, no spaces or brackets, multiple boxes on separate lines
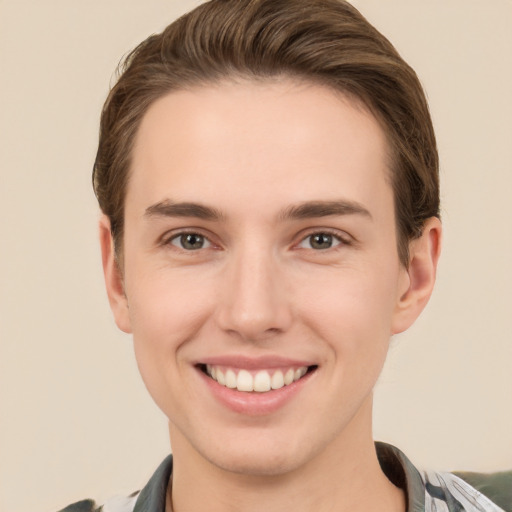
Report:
113,73,405,269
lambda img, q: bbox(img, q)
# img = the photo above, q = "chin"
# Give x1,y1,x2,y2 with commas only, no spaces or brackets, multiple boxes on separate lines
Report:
197,433,317,478
209,450,302,477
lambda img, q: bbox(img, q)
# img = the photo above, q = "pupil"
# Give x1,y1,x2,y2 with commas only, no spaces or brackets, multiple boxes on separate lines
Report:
312,233,332,249
182,234,204,250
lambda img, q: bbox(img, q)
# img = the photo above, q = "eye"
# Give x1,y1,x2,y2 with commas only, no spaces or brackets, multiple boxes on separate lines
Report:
298,232,344,250
169,233,211,251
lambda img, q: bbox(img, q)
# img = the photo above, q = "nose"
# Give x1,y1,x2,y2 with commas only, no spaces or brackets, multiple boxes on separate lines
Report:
215,245,293,342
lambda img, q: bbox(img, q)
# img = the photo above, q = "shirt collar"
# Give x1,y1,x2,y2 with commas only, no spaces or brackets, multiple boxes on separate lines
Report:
133,454,173,512
133,443,425,512
376,441,426,512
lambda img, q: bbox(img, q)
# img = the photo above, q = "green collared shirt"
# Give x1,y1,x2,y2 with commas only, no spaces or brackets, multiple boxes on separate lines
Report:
59,443,511,512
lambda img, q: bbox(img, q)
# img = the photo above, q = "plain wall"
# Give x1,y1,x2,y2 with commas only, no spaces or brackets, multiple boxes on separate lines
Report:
0,1,511,511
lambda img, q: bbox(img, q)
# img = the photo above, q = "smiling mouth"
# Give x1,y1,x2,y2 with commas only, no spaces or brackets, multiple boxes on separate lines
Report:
198,364,318,393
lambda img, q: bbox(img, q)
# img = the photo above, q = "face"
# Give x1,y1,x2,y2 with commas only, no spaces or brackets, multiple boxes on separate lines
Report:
102,79,438,476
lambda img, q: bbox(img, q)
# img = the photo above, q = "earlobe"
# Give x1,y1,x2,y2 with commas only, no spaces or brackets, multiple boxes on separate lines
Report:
99,215,132,333
391,217,442,334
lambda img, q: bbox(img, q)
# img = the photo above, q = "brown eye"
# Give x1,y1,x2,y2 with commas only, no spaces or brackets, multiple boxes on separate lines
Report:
171,233,210,250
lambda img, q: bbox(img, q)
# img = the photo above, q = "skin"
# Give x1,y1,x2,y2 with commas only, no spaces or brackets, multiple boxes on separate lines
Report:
101,79,441,512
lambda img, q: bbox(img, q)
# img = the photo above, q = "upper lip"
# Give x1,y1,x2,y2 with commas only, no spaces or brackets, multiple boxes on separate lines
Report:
196,355,316,370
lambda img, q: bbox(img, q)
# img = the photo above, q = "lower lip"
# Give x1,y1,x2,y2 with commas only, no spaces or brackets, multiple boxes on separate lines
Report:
197,367,315,416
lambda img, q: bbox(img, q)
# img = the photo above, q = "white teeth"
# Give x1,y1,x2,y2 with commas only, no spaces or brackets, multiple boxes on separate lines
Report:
237,370,253,392
225,369,237,389
205,365,310,393
207,364,216,380
271,370,284,390
254,371,271,392
294,367,307,381
284,368,294,385
216,369,226,385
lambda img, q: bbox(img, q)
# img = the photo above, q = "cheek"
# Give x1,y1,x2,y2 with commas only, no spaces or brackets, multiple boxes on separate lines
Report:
295,264,400,358
125,269,217,407
126,263,217,338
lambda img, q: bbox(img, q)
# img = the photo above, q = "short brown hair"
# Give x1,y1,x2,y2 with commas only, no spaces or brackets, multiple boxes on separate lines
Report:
93,0,439,266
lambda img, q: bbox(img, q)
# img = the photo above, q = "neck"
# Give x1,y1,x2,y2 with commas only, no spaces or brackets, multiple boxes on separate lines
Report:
167,400,405,512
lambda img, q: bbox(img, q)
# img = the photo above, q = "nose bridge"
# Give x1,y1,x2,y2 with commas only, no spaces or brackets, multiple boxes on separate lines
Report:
216,240,291,340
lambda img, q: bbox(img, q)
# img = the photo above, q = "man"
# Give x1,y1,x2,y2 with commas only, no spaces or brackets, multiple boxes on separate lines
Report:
62,0,510,511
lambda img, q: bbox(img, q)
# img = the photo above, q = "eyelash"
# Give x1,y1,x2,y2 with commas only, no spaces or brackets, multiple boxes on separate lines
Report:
162,231,214,251
295,229,351,251
161,228,351,252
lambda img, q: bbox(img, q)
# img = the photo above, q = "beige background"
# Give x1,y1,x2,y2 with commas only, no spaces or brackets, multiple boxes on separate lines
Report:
1,1,511,511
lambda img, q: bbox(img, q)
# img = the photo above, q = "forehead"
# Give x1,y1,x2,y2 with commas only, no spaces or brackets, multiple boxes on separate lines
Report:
127,78,393,219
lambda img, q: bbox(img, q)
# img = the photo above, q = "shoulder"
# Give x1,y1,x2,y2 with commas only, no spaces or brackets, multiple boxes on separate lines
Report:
57,492,139,512
56,454,172,512
57,500,99,512
423,469,511,512
454,469,512,512
376,442,510,512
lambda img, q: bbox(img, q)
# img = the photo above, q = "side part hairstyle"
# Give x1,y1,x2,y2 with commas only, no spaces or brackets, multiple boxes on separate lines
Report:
93,0,439,266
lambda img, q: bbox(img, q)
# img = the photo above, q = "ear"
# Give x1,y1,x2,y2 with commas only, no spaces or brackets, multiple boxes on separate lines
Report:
99,215,132,333
391,217,442,334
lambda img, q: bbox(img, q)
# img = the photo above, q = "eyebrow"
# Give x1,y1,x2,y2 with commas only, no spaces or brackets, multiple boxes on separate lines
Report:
278,200,372,221
144,199,372,222
144,200,224,221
